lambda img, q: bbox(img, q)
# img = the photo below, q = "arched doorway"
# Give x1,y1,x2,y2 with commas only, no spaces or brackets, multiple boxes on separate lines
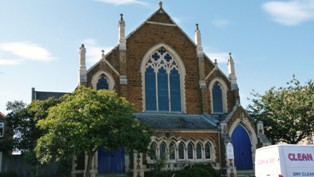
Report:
231,125,253,170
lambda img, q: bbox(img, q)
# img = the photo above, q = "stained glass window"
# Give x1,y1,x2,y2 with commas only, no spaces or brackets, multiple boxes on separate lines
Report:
144,47,181,112
96,74,109,90
212,82,223,113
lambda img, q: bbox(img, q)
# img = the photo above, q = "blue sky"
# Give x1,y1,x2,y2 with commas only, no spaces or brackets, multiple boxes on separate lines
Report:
1,0,314,114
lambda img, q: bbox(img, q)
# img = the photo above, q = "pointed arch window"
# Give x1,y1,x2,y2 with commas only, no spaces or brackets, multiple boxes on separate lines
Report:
96,74,109,90
212,81,223,113
150,143,157,160
178,142,185,159
144,47,181,112
196,143,202,159
160,142,167,159
187,142,194,159
169,142,176,160
205,143,211,159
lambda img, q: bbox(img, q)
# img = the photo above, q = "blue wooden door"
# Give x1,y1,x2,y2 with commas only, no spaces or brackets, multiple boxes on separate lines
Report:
98,147,125,174
231,125,253,170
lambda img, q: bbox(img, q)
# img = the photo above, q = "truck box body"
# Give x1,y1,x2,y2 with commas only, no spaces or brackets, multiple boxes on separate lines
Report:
255,144,314,177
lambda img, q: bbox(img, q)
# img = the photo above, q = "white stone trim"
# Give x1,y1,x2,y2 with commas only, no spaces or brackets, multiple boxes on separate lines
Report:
208,78,228,113
140,43,186,113
91,70,115,91
100,58,120,76
147,136,216,164
146,21,177,27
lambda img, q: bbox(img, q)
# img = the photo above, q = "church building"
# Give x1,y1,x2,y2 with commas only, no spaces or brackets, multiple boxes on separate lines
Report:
34,2,271,177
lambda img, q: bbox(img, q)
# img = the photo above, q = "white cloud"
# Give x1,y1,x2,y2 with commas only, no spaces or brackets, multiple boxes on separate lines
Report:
263,0,314,25
206,52,230,64
0,59,21,65
212,19,231,28
82,38,113,64
0,42,53,65
94,0,149,6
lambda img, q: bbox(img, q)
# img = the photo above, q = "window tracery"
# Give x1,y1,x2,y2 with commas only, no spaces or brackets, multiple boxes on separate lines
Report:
144,47,181,112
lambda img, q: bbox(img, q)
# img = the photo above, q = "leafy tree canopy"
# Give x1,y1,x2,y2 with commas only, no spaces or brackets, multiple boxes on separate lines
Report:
6,98,60,154
248,76,314,144
35,86,152,177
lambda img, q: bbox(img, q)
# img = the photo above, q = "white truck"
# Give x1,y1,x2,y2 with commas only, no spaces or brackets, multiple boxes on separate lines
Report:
255,144,314,177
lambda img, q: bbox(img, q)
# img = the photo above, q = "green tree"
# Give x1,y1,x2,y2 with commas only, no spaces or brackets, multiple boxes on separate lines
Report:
6,98,61,176
35,86,152,177
6,98,60,153
248,76,314,144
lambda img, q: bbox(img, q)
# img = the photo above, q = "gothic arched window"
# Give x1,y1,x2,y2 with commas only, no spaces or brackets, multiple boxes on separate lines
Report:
144,47,181,112
196,143,202,159
187,142,194,159
178,142,185,159
150,142,157,160
169,142,176,160
205,143,211,159
160,142,167,159
96,74,109,90
212,81,223,113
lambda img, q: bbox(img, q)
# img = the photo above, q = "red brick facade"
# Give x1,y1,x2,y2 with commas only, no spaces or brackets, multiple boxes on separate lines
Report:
76,4,268,177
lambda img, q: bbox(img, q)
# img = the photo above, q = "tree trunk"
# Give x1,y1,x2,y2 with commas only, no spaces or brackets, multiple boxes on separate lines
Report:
85,149,97,177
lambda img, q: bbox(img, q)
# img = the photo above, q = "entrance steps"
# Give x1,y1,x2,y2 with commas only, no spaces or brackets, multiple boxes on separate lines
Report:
237,170,255,177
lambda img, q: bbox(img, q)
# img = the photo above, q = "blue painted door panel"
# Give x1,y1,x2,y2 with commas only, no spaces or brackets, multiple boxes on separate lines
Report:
98,147,125,173
231,125,253,170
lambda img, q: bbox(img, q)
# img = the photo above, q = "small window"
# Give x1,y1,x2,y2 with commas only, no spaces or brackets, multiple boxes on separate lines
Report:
160,142,167,159
188,142,194,159
0,123,4,138
150,143,157,160
212,82,223,113
169,142,176,160
196,143,202,159
178,142,185,159
205,143,211,159
96,74,109,90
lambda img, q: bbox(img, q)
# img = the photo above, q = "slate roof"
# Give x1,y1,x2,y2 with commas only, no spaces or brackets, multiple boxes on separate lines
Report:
32,87,69,101
135,112,219,130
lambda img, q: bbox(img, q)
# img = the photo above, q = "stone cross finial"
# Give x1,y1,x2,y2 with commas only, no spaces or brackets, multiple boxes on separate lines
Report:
101,49,105,57
120,13,123,21
159,1,163,8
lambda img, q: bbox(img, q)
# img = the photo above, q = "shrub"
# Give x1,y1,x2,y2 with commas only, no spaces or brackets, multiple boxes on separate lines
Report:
0,171,18,177
175,167,212,177
174,164,220,177
187,164,220,177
